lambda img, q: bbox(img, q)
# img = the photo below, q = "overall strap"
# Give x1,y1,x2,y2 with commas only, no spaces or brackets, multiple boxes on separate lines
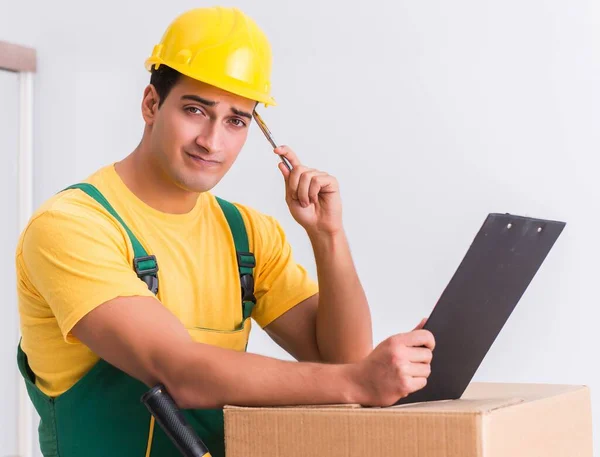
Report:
63,183,159,294
215,197,257,320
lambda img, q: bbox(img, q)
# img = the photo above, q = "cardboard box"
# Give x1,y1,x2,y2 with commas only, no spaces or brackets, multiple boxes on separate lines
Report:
224,383,593,457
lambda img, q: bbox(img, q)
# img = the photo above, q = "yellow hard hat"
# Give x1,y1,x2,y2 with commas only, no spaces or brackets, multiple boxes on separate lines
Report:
145,7,276,106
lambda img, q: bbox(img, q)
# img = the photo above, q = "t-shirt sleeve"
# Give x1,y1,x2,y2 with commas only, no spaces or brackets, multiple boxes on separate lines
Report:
242,208,319,328
19,209,156,343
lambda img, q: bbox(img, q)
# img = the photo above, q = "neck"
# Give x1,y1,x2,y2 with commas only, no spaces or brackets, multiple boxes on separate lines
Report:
115,139,199,215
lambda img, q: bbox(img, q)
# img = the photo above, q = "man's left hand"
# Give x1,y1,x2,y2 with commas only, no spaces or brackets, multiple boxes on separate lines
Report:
275,145,343,237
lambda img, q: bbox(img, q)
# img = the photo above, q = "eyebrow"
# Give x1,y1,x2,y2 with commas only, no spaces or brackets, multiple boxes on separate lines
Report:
181,94,216,106
231,107,253,120
181,95,253,120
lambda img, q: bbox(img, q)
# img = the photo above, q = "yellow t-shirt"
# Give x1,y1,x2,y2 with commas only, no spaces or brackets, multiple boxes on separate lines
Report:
16,164,318,397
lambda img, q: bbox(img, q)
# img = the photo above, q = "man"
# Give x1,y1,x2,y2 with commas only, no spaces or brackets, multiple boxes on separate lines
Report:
16,7,435,457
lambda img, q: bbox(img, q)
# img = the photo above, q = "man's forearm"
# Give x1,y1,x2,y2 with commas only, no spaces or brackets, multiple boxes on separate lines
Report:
164,341,359,409
309,230,373,363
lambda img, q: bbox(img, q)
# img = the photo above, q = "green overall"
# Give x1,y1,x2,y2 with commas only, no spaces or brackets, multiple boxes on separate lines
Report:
17,183,257,457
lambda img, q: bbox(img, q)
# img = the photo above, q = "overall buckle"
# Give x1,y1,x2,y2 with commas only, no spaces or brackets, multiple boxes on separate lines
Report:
134,255,159,295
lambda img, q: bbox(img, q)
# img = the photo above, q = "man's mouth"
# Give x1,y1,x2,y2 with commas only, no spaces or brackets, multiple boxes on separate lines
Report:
185,151,220,166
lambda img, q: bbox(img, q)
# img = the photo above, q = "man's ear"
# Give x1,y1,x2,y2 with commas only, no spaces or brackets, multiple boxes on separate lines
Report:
141,84,160,125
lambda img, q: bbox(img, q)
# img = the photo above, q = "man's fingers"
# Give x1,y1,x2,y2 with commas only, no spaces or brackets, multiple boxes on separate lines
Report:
308,176,324,205
275,145,301,169
405,362,431,378
413,318,428,331
278,162,291,181
407,376,428,393
275,145,301,202
400,329,436,351
286,166,307,201
297,171,324,207
406,347,433,363
274,146,338,209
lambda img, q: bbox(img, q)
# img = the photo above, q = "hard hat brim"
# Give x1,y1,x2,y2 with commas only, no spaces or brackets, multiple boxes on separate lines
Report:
145,57,277,108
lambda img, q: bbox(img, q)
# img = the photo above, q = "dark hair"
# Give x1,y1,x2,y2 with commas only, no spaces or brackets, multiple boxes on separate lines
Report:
150,65,182,107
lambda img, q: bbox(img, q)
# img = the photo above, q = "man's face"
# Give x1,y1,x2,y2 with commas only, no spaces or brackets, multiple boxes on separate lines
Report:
147,75,256,193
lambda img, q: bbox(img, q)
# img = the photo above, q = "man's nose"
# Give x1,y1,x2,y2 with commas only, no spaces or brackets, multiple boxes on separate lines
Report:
195,122,221,153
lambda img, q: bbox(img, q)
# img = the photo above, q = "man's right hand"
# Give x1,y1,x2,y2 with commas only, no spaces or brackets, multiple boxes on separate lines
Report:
347,322,435,406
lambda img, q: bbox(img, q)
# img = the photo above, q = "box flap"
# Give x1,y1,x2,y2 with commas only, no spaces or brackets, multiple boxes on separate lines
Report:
224,383,587,416
387,382,587,414
224,403,362,411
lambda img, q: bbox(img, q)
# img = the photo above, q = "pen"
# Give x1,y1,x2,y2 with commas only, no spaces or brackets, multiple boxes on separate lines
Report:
252,110,293,171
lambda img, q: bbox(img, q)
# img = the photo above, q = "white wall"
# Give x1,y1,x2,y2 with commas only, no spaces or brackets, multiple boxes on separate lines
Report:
2,0,598,454
0,68,21,457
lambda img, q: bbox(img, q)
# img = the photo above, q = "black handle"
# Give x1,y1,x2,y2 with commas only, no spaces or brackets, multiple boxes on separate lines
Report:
141,384,211,457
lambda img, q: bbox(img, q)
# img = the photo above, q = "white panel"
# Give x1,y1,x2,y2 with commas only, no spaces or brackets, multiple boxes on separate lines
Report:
0,69,21,456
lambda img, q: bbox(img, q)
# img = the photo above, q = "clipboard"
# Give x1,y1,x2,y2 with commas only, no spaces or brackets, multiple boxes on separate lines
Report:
395,213,566,406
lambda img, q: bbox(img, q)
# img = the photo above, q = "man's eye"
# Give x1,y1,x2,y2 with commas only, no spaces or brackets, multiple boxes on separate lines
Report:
229,118,247,127
185,107,204,115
